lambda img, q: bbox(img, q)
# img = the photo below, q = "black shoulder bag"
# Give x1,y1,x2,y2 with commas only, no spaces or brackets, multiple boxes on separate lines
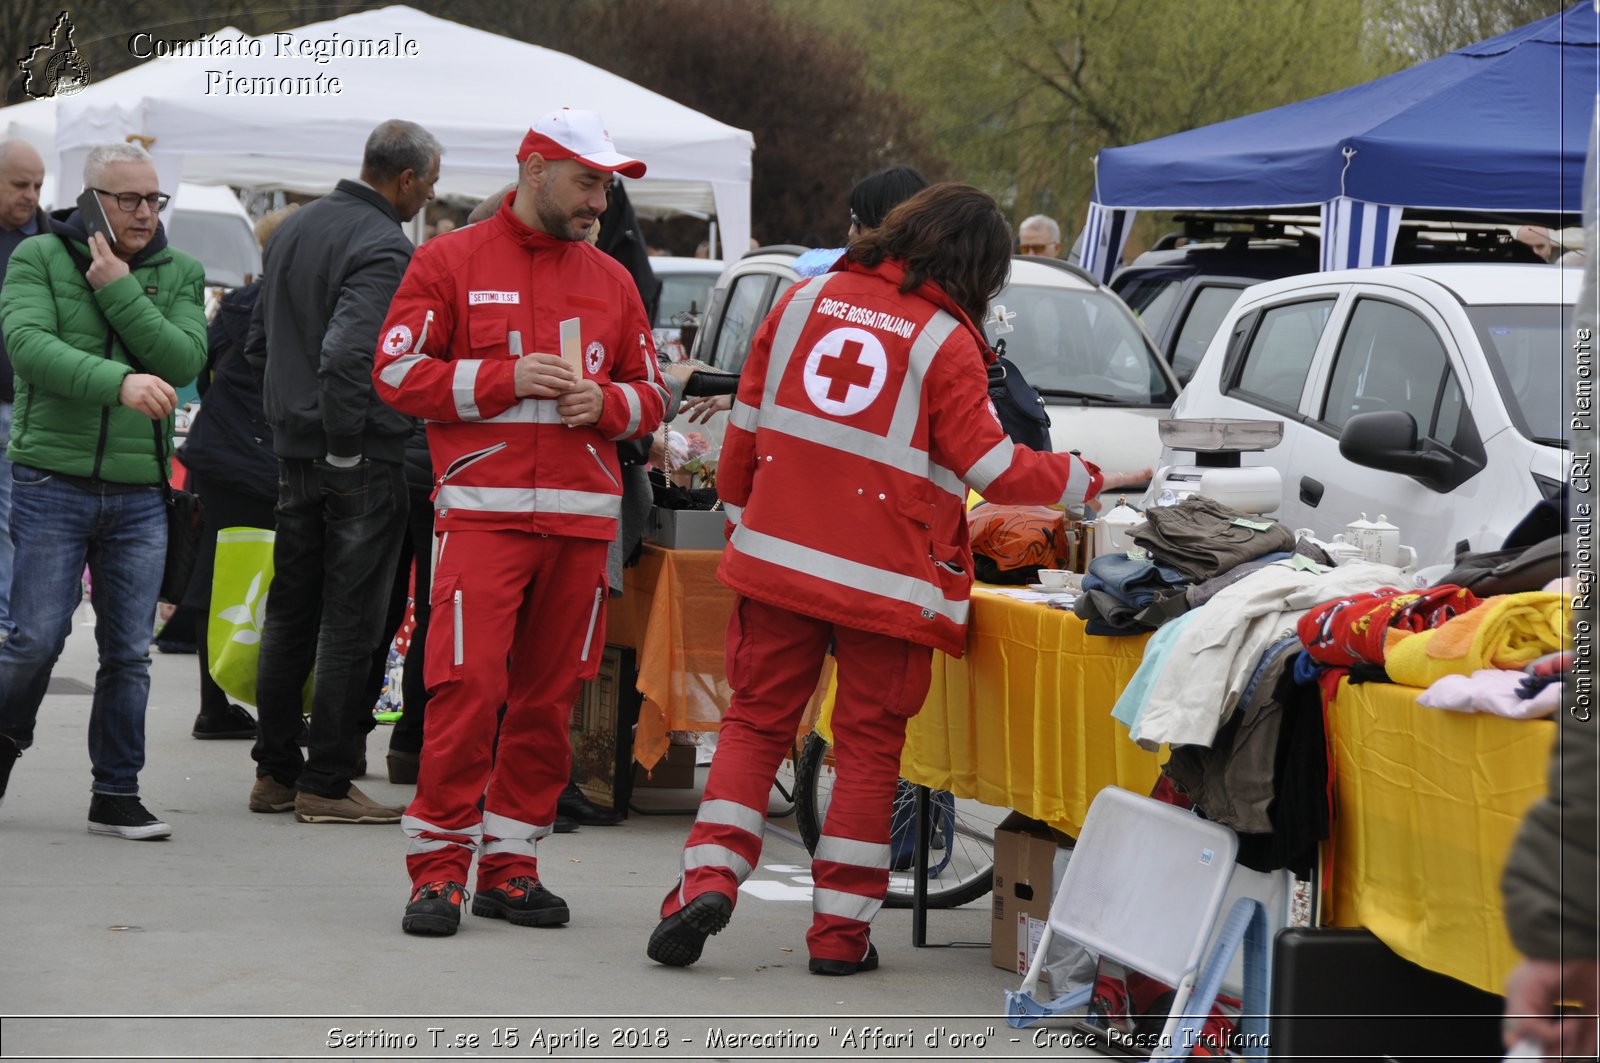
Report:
987,339,1052,452
57,234,204,604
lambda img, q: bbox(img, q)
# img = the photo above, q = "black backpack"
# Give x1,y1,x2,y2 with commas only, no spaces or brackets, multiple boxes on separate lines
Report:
987,344,1052,451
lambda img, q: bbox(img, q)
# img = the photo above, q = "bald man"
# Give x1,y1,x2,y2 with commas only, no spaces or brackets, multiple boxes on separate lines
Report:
0,141,46,639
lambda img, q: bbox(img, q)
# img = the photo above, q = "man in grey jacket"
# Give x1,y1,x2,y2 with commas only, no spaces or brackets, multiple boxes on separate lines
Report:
244,119,440,824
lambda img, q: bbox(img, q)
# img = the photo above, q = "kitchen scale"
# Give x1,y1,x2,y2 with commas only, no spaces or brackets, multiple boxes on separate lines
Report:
1145,417,1286,515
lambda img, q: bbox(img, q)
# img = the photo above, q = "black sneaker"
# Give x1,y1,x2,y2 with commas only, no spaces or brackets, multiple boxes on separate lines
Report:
0,734,19,808
809,942,879,976
191,703,258,740
647,891,733,967
553,813,580,834
402,880,468,937
87,794,172,840
471,875,569,927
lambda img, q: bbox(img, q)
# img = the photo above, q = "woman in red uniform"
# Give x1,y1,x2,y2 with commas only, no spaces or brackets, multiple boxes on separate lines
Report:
648,183,1149,974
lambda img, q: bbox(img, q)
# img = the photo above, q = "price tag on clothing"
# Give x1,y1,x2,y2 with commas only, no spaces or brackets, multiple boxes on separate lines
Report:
1231,517,1275,531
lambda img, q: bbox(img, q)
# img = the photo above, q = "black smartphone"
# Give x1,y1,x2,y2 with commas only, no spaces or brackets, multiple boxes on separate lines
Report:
76,187,116,250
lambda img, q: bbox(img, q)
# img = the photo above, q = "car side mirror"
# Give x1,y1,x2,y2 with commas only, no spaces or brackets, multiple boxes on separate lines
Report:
1339,410,1456,488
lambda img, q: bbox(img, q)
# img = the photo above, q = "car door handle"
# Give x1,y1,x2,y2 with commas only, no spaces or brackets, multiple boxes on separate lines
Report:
1299,476,1324,507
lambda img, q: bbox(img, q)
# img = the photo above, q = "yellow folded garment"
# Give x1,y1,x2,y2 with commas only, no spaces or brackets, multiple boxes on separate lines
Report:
1387,592,1569,687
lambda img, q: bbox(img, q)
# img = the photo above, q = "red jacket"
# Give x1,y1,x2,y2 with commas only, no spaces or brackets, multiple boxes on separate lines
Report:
718,258,1103,655
373,194,667,540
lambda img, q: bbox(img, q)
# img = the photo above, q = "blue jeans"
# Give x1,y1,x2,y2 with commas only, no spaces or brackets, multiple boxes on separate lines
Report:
251,457,406,798
0,400,14,633
0,464,166,795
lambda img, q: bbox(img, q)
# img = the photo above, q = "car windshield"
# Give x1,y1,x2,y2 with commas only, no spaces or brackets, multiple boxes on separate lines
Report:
656,271,720,328
985,282,1177,405
1466,304,1574,447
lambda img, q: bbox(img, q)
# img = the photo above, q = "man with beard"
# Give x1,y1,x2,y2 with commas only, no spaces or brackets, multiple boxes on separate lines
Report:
373,108,667,937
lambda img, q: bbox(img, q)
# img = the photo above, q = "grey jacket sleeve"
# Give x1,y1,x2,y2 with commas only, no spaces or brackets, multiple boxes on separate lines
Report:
319,240,411,459
1501,703,1600,960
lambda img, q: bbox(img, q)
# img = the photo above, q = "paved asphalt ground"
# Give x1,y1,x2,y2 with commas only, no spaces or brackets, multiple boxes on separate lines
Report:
0,602,1101,1062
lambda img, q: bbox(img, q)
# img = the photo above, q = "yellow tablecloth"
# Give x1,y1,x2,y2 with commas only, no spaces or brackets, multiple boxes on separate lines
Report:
1323,677,1556,995
899,589,1161,838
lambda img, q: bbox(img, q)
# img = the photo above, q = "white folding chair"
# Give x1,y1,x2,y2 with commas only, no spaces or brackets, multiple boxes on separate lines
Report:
1004,786,1271,1061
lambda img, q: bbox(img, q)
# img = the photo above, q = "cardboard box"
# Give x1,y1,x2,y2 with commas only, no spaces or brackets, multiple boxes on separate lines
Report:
645,506,726,550
992,811,1075,981
633,740,697,789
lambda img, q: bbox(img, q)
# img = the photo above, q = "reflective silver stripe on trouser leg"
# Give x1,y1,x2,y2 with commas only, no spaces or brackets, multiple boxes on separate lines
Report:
678,798,767,904
402,815,483,856
481,809,552,859
812,835,891,923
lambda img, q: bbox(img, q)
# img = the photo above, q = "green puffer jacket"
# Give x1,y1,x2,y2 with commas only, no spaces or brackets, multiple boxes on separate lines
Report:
1,210,207,484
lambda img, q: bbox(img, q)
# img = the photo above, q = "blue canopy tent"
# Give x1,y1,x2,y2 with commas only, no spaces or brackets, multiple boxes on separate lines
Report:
1080,2,1599,281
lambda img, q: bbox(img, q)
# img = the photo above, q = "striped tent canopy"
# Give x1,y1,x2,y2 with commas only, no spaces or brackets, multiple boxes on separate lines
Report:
1081,1,1599,281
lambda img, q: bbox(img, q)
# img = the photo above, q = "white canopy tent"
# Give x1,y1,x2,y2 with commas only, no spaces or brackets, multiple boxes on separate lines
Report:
42,6,753,254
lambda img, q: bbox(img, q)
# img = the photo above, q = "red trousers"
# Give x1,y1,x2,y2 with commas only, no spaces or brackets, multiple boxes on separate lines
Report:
403,530,607,891
662,596,932,963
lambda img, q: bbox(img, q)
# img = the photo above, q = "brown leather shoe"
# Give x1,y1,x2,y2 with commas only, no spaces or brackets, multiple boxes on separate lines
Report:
248,776,297,814
294,784,404,824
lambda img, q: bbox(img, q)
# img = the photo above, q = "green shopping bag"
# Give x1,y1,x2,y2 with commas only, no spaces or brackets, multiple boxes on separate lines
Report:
208,527,312,711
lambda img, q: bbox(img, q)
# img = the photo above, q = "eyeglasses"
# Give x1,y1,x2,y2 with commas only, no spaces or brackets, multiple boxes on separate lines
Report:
93,188,170,213
1018,243,1054,256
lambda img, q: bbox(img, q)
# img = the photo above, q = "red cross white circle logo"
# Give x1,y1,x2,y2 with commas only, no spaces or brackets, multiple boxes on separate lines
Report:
802,327,887,416
382,324,413,356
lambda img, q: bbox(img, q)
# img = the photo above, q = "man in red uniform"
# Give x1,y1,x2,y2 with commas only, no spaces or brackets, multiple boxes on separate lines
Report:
373,108,668,937
647,184,1150,973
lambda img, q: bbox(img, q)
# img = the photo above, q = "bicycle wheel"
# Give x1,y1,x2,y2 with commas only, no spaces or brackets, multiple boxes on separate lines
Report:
794,731,999,909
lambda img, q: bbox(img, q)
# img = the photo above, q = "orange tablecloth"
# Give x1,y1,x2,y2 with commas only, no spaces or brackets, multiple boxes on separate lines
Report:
898,589,1161,837
1323,677,1557,995
606,544,735,770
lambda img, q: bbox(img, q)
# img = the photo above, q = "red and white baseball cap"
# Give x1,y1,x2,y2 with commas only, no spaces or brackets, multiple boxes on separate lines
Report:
517,108,646,178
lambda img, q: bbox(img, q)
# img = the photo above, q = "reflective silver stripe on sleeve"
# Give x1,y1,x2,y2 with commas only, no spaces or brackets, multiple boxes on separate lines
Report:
964,437,1016,494
729,526,968,626
434,485,621,519
607,382,643,440
453,360,482,420
482,399,562,425
681,843,755,881
379,352,425,389
721,502,741,527
1058,458,1091,507
814,835,892,870
694,798,767,838
886,310,959,447
762,275,838,410
813,887,883,924
729,399,758,432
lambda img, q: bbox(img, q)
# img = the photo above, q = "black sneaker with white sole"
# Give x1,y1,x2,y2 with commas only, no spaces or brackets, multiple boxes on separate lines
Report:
87,794,172,840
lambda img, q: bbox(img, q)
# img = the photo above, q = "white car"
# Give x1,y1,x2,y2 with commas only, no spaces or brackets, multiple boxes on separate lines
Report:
688,248,1180,477
649,255,722,361
1150,264,1575,566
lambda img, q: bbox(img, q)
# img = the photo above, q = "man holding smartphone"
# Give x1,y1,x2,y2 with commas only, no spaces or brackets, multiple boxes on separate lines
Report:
0,142,207,838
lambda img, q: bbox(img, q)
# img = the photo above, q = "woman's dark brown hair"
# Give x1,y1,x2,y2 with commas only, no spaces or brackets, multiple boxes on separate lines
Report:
847,182,1012,325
